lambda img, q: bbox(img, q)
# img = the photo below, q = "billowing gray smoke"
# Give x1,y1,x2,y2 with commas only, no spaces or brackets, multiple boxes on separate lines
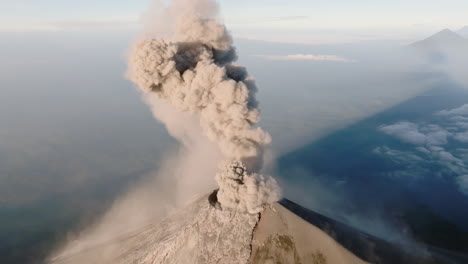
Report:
127,0,280,214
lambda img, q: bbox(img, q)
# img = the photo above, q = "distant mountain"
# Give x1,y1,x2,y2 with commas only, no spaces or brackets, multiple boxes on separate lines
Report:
458,26,468,38
410,29,468,63
411,29,468,49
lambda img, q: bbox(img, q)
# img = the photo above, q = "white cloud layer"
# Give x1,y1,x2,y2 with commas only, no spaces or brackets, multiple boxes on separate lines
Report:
0,18,139,32
378,104,468,195
454,132,468,143
256,54,355,62
437,104,468,117
379,122,449,146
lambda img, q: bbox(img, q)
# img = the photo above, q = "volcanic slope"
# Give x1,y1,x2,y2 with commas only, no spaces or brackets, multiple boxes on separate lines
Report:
49,194,451,264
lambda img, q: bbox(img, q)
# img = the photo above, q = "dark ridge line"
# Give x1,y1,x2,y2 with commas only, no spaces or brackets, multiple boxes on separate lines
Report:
279,198,467,264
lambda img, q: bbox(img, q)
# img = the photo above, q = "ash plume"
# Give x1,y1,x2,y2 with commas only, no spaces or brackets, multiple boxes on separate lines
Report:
127,0,280,213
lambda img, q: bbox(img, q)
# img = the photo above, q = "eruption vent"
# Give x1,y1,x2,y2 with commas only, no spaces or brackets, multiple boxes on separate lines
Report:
127,0,280,213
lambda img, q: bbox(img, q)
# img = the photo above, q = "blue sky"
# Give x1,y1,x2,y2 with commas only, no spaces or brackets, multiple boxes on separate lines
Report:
1,0,467,43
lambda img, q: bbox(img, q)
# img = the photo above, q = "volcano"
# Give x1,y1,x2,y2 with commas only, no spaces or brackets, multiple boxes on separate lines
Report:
411,29,468,49
48,193,463,264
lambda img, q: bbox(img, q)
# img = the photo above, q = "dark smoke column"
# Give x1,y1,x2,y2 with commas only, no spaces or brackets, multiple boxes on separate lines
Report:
127,0,280,214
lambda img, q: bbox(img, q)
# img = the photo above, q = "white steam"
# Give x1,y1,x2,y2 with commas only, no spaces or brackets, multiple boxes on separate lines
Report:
127,0,280,213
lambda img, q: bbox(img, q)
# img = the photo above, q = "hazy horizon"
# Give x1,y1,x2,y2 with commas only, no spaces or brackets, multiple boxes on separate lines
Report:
1,1,468,263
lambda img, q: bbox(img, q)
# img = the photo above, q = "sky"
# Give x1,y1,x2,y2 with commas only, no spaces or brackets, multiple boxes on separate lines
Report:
1,0,467,43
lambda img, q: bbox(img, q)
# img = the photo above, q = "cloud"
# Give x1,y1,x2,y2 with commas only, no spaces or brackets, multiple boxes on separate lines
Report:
378,106,468,195
274,16,310,21
55,19,139,31
379,122,428,145
0,18,139,32
450,116,468,122
456,122,468,129
373,114,468,191
416,146,431,154
454,131,468,143
437,104,468,116
420,124,450,145
255,54,355,62
228,15,309,24
456,175,468,195
457,149,468,162
380,121,453,146
434,104,468,142
373,146,425,163
374,144,468,186
433,148,464,165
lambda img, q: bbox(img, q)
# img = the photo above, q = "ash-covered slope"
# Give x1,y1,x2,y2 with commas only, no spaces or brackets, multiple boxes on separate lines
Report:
48,193,367,264
49,192,468,264
250,201,368,264
51,193,457,264
48,193,258,264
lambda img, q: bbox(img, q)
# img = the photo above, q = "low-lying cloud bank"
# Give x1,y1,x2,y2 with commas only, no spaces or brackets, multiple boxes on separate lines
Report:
256,54,355,62
379,104,468,195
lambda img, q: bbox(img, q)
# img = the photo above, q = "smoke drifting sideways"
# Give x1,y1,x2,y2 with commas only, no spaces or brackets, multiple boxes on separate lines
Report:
127,0,280,214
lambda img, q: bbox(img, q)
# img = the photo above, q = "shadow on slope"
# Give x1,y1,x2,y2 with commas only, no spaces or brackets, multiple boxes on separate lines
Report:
280,198,468,264
277,80,468,256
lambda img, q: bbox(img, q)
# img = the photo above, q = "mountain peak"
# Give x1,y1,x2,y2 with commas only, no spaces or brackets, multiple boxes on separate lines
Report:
439,28,453,34
429,28,464,41
411,28,468,49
